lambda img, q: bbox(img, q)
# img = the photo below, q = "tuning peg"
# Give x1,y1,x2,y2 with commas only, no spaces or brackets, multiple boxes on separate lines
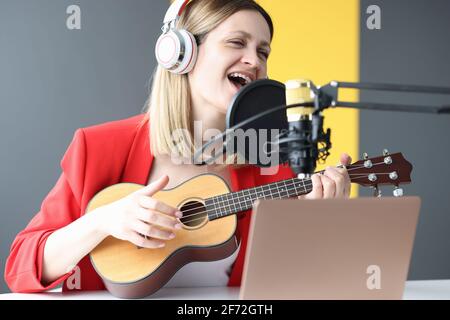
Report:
393,186,404,197
389,171,398,180
383,149,390,156
372,185,382,197
363,152,369,160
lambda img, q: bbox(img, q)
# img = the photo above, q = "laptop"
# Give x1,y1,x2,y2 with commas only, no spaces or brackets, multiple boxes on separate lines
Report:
239,196,421,300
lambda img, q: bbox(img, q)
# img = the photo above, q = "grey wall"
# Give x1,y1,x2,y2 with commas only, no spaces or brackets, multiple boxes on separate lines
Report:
0,0,168,293
360,0,450,279
1,0,449,295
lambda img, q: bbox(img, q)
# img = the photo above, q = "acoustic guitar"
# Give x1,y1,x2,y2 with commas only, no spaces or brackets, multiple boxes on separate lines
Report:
85,151,412,298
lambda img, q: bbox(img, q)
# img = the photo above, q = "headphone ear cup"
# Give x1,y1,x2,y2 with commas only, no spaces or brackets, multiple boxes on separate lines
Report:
155,29,181,71
171,29,198,74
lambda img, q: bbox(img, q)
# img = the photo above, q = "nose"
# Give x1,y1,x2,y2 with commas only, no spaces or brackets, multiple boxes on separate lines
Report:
241,47,263,72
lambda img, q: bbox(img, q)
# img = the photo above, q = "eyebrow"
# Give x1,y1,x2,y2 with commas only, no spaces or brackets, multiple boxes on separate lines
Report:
228,30,271,50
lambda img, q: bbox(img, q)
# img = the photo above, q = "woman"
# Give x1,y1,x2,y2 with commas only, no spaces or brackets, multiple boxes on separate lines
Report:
5,0,351,294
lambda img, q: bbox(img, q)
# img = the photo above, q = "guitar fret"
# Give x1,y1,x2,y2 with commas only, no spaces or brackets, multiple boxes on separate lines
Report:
255,186,263,199
294,178,307,196
205,198,213,220
230,192,239,212
222,194,230,213
271,184,279,198
253,186,258,199
237,191,245,211
255,186,264,200
207,198,215,220
259,185,268,199
273,182,281,199
238,192,245,211
243,189,252,208
289,178,298,197
276,183,282,197
275,182,284,199
233,192,240,212
212,195,220,219
279,181,286,198
238,190,243,208
302,179,307,194
235,193,242,211
278,180,287,198
217,194,228,217
214,195,222,218
286,180,294,196
230,192,237,212
262,184,273,199
282,180,290,197
292,178,300,195
224,194,232,214
250,188,257,203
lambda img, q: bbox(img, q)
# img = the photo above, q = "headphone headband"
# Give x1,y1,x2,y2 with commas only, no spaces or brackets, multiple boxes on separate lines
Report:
156,0,197,74
163,0,191,25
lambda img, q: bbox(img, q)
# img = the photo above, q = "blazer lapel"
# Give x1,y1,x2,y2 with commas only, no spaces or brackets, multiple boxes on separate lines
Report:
121,116,154,186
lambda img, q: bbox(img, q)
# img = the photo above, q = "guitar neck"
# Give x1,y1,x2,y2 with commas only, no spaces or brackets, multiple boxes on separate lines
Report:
206,177,312,221
205,152,413,221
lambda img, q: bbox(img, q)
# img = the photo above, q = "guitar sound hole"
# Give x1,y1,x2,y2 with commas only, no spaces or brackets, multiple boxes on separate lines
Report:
179,200,207,227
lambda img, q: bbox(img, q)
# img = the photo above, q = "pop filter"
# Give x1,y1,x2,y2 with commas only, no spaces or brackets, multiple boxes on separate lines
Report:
225,79,288,167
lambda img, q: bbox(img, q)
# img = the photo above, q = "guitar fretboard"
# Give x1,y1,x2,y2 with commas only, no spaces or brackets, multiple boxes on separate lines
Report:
205,177,312,220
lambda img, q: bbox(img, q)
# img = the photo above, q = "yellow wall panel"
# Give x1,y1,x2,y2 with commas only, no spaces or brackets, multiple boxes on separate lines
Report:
258,0,360,196
167,0,359,196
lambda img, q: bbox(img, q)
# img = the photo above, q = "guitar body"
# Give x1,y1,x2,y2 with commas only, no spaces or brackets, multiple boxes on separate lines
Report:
85,174,239,299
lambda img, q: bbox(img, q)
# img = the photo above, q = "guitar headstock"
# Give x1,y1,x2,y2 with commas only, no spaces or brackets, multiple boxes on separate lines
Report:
348,150,413,197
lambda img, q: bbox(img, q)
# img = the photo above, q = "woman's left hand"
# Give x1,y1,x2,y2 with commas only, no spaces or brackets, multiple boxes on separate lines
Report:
298,153,352,200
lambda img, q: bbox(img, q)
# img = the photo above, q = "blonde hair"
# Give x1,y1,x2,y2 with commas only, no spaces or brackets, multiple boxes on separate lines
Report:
144,0,274,162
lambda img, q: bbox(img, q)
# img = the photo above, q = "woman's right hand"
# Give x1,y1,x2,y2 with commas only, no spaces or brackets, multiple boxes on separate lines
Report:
97,175,183,249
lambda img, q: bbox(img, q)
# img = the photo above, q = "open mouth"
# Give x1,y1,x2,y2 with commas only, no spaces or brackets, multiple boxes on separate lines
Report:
228,72,252,91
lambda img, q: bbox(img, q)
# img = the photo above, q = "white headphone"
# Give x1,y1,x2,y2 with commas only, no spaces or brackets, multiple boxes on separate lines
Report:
155,0,198,75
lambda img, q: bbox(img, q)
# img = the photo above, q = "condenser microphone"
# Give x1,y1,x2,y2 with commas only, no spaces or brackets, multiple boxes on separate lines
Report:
225,79,288,167
284,79,317,176
194,78,320,172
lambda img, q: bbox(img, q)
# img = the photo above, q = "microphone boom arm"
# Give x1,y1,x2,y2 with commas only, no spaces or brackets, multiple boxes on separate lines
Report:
319,81,450,114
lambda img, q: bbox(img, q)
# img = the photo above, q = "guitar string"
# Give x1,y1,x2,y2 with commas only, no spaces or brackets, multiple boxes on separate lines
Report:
179,172,394,222
179,180,340,225
177,170,396,222
175,161,385,214
176,161,393,219
178,171,399,225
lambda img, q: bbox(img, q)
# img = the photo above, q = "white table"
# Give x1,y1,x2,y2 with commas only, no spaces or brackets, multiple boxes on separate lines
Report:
1,280,449,300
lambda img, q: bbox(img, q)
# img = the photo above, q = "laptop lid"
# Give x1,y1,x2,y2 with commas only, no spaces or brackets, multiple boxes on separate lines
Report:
239,196,421,300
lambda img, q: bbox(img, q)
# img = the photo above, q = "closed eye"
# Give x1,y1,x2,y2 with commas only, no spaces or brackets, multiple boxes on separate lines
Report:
229,40,269,60
229,40,244,46
259,51,269,60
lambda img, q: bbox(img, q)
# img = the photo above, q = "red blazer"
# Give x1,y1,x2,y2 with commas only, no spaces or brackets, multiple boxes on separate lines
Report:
4,114,295,293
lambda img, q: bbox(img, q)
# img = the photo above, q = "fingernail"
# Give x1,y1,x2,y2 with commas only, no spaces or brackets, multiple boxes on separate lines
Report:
169,233,175,239
175,211,183,218
158,243,165,248
175,224,183,230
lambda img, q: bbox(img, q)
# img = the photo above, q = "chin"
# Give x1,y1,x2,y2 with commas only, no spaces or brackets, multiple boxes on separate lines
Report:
222,98,234,114
213,99,231,115
216,105,228,115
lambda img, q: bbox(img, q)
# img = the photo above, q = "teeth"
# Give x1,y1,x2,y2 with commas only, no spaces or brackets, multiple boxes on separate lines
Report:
228,72,252,85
